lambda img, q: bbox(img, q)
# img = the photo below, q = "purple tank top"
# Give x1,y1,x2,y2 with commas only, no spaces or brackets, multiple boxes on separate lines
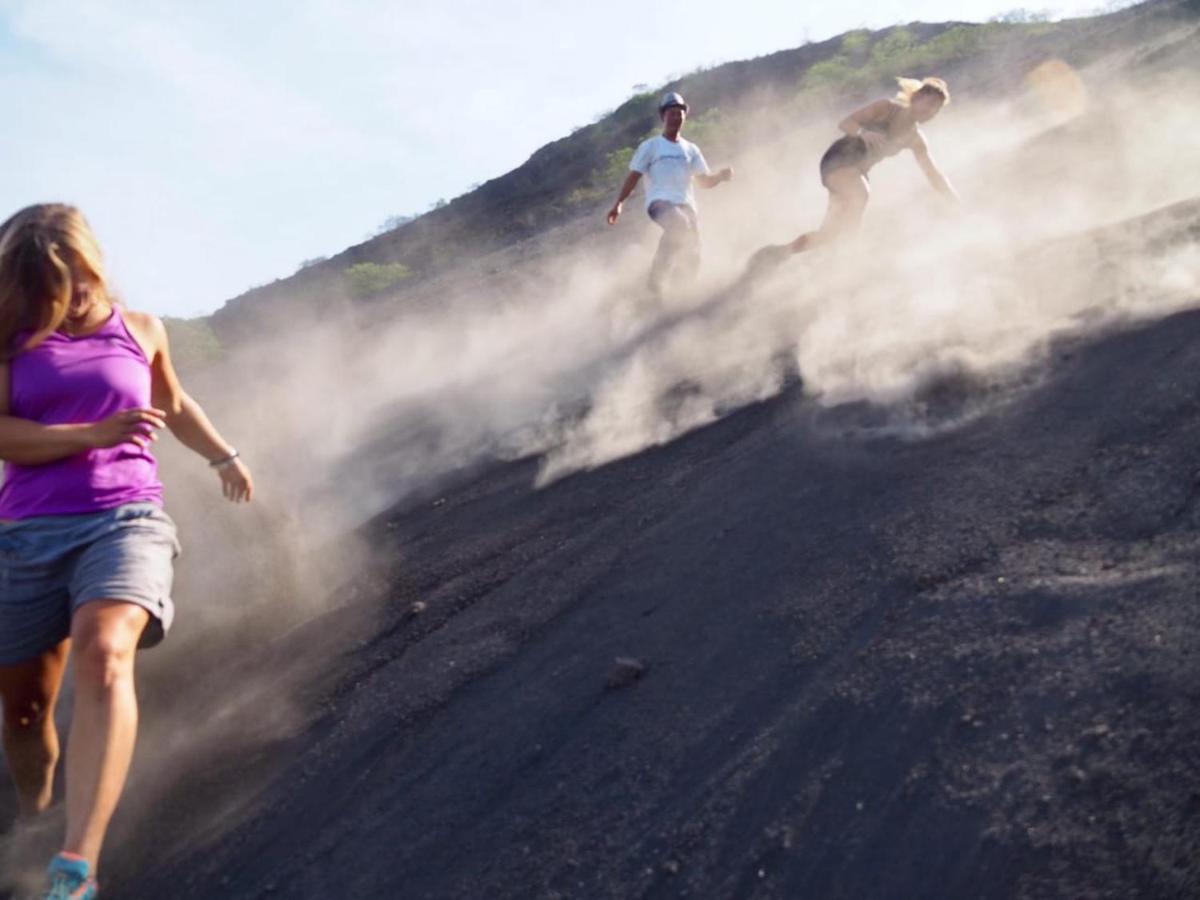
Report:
0,307,164,518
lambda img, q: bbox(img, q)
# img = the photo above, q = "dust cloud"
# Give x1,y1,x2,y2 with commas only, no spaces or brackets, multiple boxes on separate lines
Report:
194,59,1200,505
69,40,1200,869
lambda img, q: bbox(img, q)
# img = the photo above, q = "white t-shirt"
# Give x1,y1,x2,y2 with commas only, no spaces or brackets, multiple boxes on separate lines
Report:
629,135,710,211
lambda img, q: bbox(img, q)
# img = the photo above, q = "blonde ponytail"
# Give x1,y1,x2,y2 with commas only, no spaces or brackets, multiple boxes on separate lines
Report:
895,76,951,107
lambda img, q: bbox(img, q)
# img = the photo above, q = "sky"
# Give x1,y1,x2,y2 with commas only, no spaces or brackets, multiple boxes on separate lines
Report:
0,0,1121,318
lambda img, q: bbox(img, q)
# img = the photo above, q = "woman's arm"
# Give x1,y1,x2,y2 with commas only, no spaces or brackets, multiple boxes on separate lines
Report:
911,131,960,203
129,312,254,502
0,361,165,465
838,99,894,139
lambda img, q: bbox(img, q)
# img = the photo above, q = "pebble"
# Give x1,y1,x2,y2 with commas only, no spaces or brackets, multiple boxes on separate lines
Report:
607,657,647,689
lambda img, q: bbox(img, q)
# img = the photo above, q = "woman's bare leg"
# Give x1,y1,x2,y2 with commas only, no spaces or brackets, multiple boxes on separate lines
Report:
61,600,149,871
789,169,870,254
0,642,70,816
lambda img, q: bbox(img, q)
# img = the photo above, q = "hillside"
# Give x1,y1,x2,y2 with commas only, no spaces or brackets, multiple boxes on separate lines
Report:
122,197,1199,898
203,0,1198,344
2,1,1199,898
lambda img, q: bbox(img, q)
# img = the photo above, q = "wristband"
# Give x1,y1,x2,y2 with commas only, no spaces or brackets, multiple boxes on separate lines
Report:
209,450,239,468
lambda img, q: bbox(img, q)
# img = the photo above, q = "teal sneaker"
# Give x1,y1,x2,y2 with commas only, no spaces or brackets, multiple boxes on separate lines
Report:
42,852,98,899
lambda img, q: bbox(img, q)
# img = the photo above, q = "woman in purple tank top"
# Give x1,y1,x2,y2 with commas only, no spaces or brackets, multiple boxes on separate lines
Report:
0,204,253,898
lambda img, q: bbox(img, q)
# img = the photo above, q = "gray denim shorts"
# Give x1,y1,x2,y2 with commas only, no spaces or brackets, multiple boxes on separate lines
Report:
0,502,181,666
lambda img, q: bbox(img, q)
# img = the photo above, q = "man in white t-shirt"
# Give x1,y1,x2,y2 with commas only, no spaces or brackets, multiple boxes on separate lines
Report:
607,92,733,296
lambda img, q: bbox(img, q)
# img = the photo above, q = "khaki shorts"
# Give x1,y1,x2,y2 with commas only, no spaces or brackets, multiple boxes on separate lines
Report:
0,503,180,665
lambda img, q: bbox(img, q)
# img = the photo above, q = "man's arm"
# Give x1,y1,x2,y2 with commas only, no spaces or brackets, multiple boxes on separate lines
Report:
607,171,643,225
691,144,731,190
696,168,733,189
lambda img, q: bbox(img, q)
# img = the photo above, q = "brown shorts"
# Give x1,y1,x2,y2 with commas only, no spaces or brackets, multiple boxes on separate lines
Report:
819,136,870,187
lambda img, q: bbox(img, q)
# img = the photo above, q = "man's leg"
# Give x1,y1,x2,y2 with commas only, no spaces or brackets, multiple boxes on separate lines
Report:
61,600,149,871
647,202,695,294
0,641,70,817
677,205,701,284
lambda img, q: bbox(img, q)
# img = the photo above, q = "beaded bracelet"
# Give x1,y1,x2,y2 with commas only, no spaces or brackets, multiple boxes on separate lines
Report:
208,450,240,469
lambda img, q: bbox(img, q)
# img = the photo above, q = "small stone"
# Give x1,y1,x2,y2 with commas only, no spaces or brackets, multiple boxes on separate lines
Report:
662,860,680,875
607,657,647,689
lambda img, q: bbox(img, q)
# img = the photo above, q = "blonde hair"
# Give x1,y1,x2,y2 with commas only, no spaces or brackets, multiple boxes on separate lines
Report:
895,76,951,107
0,203,110,359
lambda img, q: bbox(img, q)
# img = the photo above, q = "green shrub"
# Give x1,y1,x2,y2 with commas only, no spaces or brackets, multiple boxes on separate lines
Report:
344,261,412,298
602,146,636,187
841,29,872,58
869,28,919,69
915,25,989,64
566,185,606,207
684,107,729,149
163,317,222,371
800,54,871,96
804,56,854,88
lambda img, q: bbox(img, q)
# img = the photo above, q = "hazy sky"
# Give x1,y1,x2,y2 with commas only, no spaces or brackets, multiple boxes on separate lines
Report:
0,0,1116,318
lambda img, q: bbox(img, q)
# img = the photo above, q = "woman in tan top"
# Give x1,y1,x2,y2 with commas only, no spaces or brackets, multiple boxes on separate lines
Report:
752,77,958,269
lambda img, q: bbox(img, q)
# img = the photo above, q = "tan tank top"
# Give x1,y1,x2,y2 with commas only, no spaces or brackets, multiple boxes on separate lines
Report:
860,101,920,171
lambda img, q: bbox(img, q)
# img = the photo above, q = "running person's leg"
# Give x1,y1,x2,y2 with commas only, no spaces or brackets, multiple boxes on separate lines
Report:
744,167,869,277
647,201,699,294
61,599,150,869
52,503,178,875
676,204,701,284
789,167,870,254
0,642,70,816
